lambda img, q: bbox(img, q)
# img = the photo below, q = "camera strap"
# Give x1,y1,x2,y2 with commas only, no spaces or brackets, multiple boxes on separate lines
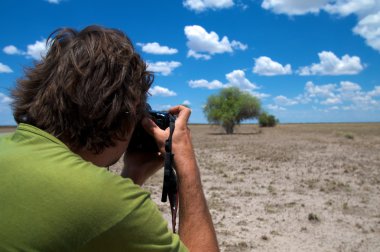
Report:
161,114,178,233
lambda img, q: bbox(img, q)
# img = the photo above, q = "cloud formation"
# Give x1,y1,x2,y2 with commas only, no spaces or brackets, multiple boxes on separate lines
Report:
137,42,178,55
0,93,13,104
353,11,380,52
182,100,191,106
26,39,48,60
274,95,298,106
189,79,226,89
147,61,181,76
0,93,13,124
261,0,327,15
261,0,380,53
3,45,23,55
253,56,292,76
225,70,258,90
189,70,269,98
184,25,247,60
273,81,380,111
3,39,48,60
298,51,364,76
149,86,177,97
46,0,62,4
267,104,286,111
183,0,234,12
0,63,13,73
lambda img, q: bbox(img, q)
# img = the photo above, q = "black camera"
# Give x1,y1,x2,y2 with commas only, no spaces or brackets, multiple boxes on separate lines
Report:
127,110,171,152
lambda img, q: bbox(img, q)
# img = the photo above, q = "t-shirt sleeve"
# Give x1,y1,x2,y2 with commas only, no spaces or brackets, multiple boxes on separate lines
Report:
77,194,188,252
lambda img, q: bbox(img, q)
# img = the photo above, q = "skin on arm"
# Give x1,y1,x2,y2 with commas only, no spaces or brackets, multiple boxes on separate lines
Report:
142,105,219,252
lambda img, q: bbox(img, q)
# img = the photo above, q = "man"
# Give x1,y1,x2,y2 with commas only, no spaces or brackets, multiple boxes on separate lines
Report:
0,25,219,251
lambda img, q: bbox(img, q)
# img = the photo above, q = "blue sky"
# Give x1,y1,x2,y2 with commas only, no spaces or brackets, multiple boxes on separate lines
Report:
1,0,380,125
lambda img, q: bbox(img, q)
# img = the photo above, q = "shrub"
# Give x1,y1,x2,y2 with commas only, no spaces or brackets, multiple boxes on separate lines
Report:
259,112,278,127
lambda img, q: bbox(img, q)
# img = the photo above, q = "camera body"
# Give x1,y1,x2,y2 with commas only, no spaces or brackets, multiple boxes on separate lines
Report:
127,111,171,152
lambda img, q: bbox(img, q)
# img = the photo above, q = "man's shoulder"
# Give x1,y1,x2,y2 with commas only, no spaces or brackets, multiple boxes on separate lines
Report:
0,125,152,251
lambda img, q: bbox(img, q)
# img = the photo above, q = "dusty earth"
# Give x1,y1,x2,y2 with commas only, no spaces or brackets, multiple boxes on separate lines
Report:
112,123,380,252
2,123,379,251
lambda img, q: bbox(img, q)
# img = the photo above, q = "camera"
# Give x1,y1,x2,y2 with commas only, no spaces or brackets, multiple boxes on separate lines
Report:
127,110,171,152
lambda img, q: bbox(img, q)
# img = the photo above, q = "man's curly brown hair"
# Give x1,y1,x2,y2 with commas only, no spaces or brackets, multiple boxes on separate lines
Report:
12,25,153,153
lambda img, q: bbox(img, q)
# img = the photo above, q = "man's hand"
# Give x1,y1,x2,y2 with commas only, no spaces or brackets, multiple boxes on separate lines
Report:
122,145,164,186
142,105,220,252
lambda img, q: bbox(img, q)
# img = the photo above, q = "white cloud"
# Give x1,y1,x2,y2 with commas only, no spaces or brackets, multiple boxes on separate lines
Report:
187,50,212,60
149,86,177,97
183,0,234,12
3,40,48,60
261,0,328,15
321,97,342,105
46,0,62,4
298,51,364,76
0,63,13,73
3,45,23,55
261,0,377,16
0,93,13,117
253,56,292,76
189,69,268,97
353,11,380,52
26,39,48,60
274,95,298,106
189,79,226,89
276,80,380,111
369,86,380,97
147,61,181,76
225,70,258,90
182,100,191,106
324,0,376,17
231,40,248,50
261,0,380,53
184,25,246,60
251,91,271,99
137,42,178,55
0,93,13,104
267,104,286,111
339,81,362,92
305,81,337,98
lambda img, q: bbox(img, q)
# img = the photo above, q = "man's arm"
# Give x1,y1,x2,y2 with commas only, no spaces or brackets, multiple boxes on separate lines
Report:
143,105,219,252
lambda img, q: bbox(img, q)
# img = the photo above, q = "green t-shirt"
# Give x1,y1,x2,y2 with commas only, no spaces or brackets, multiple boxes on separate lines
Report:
0,123,188,252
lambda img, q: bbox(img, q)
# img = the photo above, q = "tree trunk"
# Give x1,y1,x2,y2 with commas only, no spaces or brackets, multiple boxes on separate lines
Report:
224,123,234,134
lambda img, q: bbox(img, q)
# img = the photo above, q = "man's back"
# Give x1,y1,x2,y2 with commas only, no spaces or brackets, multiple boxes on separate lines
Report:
0,124,186,251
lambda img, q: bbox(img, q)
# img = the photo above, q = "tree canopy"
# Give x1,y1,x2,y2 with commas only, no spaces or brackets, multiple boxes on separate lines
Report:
203,87,261,134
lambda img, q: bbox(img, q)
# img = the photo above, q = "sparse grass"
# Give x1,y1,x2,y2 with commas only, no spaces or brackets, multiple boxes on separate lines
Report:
270,230,280,236
344,133,354,140
303,178,320,189
267,185,277,195
264,203,281,214
320,180,351,193
308,213,320,223
343,202,349,210
261,235,269,241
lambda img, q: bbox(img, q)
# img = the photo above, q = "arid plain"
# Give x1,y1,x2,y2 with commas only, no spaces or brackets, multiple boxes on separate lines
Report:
112,123,380,252
2,123,379,251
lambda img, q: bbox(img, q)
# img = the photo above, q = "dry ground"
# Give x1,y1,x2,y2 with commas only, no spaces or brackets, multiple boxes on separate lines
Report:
112,123,380,252
2,124,379,251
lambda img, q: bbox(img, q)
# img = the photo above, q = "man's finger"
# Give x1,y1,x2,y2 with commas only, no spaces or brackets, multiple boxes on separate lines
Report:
141,117,165,139
168,105,191,126
141,117,158,136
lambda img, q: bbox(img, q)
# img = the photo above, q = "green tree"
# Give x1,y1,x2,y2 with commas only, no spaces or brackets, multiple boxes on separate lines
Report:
259,112,278,127
203,87,261,134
